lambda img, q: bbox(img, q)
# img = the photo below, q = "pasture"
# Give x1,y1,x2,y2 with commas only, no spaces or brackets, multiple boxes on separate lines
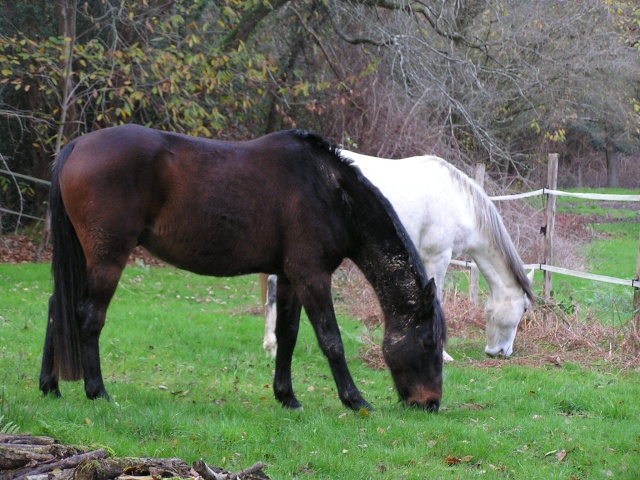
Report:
1,259,639,479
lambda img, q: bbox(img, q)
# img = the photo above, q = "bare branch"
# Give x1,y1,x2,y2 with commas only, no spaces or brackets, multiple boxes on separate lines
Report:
218,0,291,51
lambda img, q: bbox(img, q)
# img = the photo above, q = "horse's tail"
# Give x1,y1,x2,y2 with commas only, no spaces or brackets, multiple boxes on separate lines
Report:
49,142,86,381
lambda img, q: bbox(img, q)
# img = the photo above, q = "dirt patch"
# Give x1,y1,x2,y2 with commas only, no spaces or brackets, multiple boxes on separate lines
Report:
331,262,640,372
0,234,161,266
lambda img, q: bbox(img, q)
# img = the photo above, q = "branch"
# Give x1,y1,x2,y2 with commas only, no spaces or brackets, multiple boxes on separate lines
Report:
5,449,109,480
218,0,291,52
325,3,394,47
289,5,347,84
354,0,489,50
192,458,266,480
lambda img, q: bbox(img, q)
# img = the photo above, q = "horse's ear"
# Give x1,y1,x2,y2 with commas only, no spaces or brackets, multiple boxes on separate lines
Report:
422,277,438,309
526,269,535,284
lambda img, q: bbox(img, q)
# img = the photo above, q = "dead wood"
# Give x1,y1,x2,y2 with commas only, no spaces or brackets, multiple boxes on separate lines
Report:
0,436,270,480
0,435,57,446
1,448,108,480
192,459,267,480
0,446,55,471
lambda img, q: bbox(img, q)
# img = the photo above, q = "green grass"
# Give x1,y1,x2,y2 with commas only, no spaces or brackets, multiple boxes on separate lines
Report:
1,264,640,479
549,188,639,321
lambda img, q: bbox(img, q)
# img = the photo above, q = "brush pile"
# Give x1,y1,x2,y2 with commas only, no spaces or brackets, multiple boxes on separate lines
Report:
0,434,268,480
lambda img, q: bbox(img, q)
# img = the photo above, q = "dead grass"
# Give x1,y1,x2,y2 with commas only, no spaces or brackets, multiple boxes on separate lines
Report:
331,261,640,372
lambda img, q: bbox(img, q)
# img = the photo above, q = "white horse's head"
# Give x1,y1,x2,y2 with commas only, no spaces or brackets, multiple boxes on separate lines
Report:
483,269,534,357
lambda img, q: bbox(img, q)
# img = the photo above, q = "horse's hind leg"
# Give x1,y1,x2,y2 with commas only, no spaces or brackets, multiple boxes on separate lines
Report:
262,275,278,357
80,259,128,400
39,296,61,397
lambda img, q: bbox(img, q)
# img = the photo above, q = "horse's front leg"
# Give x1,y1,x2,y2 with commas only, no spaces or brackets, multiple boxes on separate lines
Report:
295,274,372,411
424,252,455,363
272,276,303,409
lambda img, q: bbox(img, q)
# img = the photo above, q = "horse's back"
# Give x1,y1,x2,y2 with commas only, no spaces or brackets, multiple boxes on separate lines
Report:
344,151,480,257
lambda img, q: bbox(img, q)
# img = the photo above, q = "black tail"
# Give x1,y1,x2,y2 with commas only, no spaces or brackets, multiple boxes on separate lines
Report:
49,142,86,381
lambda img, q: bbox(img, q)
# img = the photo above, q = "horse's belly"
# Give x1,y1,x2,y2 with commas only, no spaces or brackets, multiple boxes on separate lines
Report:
139,226,270,277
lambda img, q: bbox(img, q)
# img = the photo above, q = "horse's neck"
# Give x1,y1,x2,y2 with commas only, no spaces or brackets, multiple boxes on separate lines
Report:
454,168,529,302
353,243,424,317
346,190,425,316
470,241,524,301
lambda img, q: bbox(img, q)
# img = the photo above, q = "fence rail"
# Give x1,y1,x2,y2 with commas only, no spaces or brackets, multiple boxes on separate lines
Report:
451,184,640,290
490,188,640,202
450,259,640,289
452,154,640,327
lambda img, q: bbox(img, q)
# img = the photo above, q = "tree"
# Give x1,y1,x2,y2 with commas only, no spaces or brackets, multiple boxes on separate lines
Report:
319,0,640,179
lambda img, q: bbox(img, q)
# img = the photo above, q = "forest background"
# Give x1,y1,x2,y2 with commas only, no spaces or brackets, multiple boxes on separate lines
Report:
1,0,640,232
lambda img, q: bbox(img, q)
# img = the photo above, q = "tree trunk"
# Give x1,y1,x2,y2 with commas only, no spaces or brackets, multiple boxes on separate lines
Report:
219,0,290,52
55,0,78,147
604,122,619,188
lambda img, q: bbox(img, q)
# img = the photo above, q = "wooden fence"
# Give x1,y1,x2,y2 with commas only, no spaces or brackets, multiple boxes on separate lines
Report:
453,154,640,326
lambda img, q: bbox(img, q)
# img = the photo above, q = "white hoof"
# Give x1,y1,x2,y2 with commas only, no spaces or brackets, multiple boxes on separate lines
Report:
443,349,454,363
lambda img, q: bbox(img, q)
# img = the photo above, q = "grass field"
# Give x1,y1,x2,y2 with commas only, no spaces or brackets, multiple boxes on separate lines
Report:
1,261,639,479
550,189,638,321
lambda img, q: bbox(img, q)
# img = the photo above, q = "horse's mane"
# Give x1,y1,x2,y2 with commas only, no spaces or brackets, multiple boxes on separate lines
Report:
431,157,534,301
290,130,429,288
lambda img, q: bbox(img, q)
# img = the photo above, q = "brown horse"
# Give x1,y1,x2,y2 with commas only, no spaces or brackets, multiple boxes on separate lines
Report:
39,124,446,411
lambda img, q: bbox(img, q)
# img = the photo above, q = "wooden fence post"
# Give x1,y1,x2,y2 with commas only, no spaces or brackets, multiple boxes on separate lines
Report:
544,153,558,301
469,163,485,304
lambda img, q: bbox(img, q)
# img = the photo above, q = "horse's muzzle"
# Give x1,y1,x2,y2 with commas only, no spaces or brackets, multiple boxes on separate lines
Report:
406,387,441,412
484,343,513,358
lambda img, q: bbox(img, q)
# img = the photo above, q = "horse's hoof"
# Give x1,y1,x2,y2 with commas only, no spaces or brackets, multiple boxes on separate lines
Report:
40,380,62,398
86,388,111,401
443,350,454,363
343,397,373,412
280,399,302,410
41,387,62,398
276,393,302,410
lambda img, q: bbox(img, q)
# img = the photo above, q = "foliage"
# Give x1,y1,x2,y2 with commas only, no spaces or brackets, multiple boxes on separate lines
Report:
0,415,19,434
0,1,273,140
2,0,640,228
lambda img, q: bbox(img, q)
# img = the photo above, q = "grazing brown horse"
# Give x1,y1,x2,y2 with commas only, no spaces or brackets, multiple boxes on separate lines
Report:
39,125,446,411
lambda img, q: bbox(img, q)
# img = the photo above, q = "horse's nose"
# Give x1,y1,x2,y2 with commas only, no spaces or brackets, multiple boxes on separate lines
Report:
408,397,440,412
407,387,441,412
417,398,440,412
425,398,440,412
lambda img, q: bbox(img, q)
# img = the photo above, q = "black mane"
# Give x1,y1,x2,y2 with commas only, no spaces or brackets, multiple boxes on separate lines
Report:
291,129,429,291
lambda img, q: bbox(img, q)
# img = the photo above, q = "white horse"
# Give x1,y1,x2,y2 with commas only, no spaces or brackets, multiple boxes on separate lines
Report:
263,150,534,360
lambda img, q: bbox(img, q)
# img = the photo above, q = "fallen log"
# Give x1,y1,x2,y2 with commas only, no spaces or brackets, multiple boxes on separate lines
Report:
74,457,192,480
0,435,270,480
1,449,108,480
1,443,93,472
0,435,57,446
